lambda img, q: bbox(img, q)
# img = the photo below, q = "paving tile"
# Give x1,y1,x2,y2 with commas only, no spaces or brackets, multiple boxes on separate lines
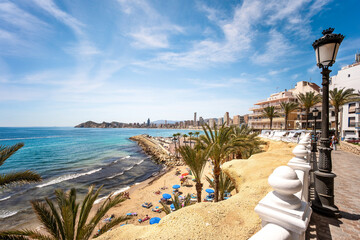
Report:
307,150,360,240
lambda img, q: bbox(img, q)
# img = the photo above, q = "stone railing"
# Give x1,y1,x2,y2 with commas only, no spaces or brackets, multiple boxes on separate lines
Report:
339,140,360,155
250,134,312,240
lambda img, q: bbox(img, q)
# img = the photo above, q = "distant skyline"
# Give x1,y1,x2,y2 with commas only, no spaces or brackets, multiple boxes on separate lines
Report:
1,0,360,126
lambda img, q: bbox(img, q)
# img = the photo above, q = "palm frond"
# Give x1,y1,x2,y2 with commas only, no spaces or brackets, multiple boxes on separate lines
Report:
0,171,42,187
93,216,131,238
0,143,24,167
0,229,54,240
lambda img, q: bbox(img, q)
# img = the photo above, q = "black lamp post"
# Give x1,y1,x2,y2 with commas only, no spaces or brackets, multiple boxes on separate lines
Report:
312,28,344,217
310,108,319,200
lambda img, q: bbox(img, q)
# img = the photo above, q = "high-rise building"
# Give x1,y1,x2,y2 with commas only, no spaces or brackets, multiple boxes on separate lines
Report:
233,115,241,126
147,118,150,126
194,112,197,126
217,117,223,126
209,119,216,129
199,117,205,126
224,112,230,126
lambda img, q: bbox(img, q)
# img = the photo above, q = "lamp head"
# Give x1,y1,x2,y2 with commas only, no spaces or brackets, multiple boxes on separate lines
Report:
312,108,319,117
312,28,344,68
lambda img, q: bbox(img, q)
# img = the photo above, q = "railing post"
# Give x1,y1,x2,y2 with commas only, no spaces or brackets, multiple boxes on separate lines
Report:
288,134,311,201
252,166,312,240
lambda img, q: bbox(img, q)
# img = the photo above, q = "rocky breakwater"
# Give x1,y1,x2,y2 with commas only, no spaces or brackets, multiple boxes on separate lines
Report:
130,135,184,166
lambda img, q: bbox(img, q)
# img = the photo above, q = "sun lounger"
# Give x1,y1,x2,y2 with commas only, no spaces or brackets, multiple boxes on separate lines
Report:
152,206,162,213
142,202,153,208
126,212,138,216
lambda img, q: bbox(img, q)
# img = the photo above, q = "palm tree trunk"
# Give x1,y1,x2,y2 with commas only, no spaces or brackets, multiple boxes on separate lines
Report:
270,118,273,130
195,182,203,203
335,107,339,139
214,166,220,202
284,114,288,130
306,109,309,130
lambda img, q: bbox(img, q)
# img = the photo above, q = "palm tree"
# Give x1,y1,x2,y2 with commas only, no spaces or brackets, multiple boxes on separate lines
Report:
297,92,322,129
0,186,130,239
177,145,208,203
188,132,193,147
195,131,200,139
172,134,178,157
196,123,233,202
330,88,359,139
231,125,265,159
262,106,280,130
160,193,192,215
0,143,41,187
280,102,299,130
183,134,188,146
206,172,235,201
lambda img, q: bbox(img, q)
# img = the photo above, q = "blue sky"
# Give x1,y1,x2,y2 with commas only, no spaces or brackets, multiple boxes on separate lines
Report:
0,0,359,127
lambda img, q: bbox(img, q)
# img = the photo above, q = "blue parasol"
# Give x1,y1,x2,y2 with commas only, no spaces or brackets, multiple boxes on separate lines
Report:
206,188,214,194
162,193,171,199
172,184,180,189
149,217,161,225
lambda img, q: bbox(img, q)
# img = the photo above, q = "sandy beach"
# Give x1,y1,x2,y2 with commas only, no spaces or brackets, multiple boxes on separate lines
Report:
93,159,218,227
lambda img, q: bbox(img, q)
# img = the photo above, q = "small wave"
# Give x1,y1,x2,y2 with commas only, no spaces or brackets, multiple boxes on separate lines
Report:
0,196,11,202
113,155,131,163
0,136,62,141
94,186,131,204
0,210,18,219
37,168,102,188
107,159,146,179
135,159,145,165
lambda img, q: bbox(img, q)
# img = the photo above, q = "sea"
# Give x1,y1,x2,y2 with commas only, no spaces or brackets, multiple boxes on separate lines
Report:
0,127,191,230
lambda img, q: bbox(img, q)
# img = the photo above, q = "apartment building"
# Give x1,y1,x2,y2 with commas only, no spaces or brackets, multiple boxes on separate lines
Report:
248,81,320,130
330,53,360,139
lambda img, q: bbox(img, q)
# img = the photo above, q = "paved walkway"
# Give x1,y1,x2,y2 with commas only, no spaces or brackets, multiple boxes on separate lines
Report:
307,149,360,239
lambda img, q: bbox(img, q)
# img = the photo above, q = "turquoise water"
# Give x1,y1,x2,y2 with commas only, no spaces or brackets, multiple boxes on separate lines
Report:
0,127,192,230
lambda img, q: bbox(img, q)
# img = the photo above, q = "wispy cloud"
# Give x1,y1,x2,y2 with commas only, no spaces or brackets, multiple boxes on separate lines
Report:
32,0,84,35
251,29,294,65
269,67,290,76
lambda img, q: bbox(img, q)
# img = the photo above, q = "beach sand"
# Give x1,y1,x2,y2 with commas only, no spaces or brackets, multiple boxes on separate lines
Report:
97,139,296,240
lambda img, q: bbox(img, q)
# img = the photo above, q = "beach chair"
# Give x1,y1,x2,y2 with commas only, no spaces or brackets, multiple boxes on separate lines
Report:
126,212,138,216
142,202,153,208
103,214,115,222
152,206,163,213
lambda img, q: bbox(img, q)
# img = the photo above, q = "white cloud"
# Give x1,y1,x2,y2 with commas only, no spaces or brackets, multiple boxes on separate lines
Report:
130,28,169,49
32,0,84,35
251,29,294,65
269,67,290,75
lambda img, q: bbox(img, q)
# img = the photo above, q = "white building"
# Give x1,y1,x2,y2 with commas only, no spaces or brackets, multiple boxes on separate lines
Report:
329,53,360,139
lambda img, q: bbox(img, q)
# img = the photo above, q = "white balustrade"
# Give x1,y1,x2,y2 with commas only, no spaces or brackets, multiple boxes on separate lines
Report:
250,134,312,240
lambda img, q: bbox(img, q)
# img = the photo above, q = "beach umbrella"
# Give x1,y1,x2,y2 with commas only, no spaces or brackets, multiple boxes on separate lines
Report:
181,173,189,176
162,193,171,200
149,217,161,225
206,188,214,194
172,184,180,189
170,204,175,210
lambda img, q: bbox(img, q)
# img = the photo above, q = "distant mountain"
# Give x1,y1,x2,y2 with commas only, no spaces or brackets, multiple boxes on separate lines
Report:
151,120,179,124
75,121,124,128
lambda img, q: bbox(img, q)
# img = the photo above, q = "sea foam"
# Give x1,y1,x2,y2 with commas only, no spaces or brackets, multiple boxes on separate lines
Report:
37,168,102,188
94,186,131,204
107,159,145,179
0,210,18,219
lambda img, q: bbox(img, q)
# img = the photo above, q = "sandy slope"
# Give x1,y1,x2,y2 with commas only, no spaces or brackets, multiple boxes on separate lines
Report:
97,139,296,240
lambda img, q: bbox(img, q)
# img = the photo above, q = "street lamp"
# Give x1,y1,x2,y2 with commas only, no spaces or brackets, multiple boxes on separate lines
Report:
310,108,319,198
312,28,344,217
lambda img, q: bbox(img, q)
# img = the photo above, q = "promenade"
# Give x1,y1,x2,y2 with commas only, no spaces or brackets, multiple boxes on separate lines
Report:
307,149,360,239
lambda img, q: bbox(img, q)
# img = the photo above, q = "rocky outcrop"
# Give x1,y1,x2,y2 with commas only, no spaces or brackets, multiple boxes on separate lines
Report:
75,121,124,128
130,135,184,166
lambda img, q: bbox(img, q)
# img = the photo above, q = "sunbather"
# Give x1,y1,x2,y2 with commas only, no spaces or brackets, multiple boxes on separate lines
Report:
138,215,150,223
